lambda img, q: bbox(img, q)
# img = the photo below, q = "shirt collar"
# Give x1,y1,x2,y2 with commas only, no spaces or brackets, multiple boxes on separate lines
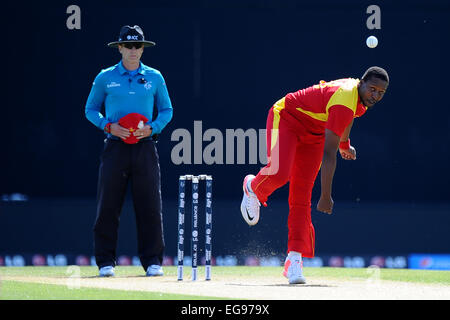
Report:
118,61,146,75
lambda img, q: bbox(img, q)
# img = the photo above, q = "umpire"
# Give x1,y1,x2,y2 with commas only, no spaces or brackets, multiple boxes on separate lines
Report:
85,25,173,277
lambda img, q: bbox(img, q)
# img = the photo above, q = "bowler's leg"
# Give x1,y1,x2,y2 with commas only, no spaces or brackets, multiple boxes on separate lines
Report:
250,108,299,204
287,139,324,258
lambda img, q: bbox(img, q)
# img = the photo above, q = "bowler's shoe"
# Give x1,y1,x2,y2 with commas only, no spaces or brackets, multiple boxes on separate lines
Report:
283,253,306,284
240,174,261,226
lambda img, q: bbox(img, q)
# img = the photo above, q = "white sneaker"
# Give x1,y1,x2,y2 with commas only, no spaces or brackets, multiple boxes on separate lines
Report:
240,174,261,226
146,265,164,277
99,266,115,277
283,252,306,284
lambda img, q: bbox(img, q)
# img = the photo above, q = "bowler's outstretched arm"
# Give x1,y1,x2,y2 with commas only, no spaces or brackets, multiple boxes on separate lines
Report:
317,129,340,214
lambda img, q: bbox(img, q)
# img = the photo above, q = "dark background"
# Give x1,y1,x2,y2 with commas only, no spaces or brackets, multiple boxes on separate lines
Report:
1,0,449,261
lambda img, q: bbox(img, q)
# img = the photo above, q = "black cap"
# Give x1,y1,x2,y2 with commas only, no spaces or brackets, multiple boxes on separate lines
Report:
107,25,156,48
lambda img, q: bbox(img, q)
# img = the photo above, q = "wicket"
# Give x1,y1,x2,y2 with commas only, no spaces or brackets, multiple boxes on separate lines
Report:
177,174,213,281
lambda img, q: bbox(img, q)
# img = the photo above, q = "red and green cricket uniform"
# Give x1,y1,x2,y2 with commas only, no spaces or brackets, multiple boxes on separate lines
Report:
251,78,367,258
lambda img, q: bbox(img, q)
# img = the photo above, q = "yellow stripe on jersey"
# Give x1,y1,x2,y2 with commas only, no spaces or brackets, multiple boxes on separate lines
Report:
271,97,285,151
296,78,360,122
295,108,328,122
325,78,359,114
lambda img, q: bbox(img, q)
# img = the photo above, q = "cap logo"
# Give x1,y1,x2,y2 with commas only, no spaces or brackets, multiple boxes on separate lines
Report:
108,25,155,47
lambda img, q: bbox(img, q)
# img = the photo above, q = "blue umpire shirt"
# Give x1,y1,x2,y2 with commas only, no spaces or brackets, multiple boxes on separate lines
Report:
85,61,173,137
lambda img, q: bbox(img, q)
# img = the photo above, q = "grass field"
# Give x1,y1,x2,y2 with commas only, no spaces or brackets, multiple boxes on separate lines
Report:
1,266,449,300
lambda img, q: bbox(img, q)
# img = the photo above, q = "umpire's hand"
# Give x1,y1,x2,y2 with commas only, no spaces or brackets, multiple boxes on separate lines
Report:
134,125,153,139
110,122,131,140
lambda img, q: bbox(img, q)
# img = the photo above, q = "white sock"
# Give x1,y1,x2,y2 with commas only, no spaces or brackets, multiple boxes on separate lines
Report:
288,251,302,260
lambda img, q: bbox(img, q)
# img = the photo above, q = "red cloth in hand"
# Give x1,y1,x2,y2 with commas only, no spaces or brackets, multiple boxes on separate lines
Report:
118,113,149,144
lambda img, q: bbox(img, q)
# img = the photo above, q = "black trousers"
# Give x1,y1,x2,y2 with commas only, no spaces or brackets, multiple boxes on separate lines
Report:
93,138,164,271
